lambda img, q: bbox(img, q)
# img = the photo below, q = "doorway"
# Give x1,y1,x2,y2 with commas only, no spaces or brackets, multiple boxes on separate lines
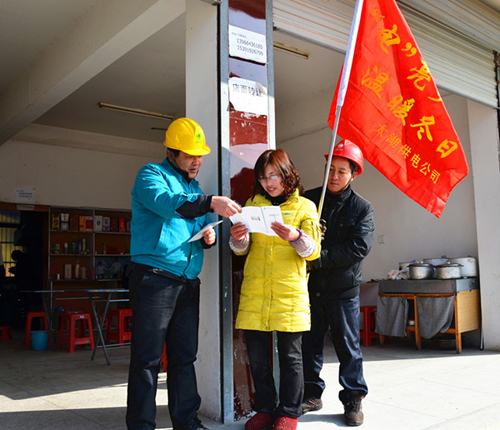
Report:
0,208,47,329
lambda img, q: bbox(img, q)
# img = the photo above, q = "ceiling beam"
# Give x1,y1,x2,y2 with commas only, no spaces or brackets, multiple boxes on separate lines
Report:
0,0,185,146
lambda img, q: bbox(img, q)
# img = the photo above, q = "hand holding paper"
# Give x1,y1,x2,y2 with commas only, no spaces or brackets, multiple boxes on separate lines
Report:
270,222,300,241
230,206,284,236
188,220,223,243
202,225,216,245
210,196,242,218
231,222,249,240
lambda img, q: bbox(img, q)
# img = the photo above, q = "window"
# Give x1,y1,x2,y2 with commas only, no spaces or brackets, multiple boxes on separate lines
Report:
0,210,23,277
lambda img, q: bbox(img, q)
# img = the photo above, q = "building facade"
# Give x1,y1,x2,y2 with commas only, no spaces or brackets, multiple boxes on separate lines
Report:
0,0,499,423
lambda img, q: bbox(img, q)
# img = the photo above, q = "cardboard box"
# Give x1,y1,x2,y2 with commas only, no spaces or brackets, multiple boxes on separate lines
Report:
79,216,86,232
102,217,111,232
119,218,126,233
70,214,79,231
60,213,69,231
51,213,60,231
86,216,93,231
94,215,103,232
110,217,118,232
64,264,72,280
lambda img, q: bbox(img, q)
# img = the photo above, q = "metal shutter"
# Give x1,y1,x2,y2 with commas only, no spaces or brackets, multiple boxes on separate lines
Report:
272,0,499,108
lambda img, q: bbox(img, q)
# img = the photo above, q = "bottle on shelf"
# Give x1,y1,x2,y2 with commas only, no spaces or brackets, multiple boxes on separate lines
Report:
75,258,80,279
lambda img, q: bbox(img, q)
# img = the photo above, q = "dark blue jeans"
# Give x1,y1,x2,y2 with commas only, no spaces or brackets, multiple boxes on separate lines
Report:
126,263,201,430
302,295,368,404
245,330,304,418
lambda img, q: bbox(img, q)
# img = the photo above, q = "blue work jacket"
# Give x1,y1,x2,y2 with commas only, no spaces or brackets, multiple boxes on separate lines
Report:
130,158,212,279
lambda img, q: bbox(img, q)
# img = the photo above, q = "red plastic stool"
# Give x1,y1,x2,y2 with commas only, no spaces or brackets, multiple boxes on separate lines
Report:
106,308,133,344
160,343,168,372
360,306,378,346
58,312,95,353
0,326,12,340
24,311,49,347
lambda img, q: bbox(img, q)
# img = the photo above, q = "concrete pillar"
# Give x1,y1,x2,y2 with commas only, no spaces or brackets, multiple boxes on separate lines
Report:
185,0,221,421
186,0,275,422
467,99,500,351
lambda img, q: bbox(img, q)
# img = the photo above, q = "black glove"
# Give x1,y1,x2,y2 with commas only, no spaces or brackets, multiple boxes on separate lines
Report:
319,219,327,241
308,256,322,271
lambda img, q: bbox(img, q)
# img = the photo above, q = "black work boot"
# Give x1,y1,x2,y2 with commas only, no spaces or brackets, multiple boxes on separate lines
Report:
344,398,364,426
301,397,323,414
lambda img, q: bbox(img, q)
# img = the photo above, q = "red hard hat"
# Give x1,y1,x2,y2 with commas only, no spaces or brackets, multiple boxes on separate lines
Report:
324,139,364,175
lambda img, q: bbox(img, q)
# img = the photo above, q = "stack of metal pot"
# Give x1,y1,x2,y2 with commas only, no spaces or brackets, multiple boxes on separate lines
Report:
405,256,478,280
448,256,478,277
407,262,434,279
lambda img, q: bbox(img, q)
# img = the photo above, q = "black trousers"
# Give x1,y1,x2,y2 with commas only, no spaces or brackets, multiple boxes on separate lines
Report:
245,330,304,418
302,295,368,405
126,263,201,430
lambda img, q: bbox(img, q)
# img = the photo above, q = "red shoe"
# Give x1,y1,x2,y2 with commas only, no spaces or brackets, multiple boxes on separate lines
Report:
245,412,275,430
272,416,298,430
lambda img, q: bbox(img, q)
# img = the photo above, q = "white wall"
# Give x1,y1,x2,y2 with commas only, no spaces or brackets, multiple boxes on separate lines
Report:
0,124,163,209
277,91,478,282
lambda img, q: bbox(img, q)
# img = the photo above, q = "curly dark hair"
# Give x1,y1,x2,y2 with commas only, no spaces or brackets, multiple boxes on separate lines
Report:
253,148,304,200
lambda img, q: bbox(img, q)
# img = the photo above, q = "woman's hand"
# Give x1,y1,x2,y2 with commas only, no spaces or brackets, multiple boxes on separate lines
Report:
271,222,300,242
202,227,216,245
231,222,249,240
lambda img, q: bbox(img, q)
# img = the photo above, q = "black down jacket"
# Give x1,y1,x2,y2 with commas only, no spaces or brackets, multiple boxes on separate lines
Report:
305,185,374,300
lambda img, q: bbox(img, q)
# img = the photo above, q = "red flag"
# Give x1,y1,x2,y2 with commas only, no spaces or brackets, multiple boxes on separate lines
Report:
328,0,469,218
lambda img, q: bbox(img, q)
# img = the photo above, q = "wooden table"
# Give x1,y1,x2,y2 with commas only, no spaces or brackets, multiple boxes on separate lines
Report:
377,279,481,353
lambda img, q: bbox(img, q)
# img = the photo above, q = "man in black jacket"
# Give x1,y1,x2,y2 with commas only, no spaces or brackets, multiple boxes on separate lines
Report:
302,140,374,426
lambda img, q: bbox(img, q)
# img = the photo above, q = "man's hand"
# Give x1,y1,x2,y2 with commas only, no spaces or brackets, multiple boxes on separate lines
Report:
270,222,300,242
211,196,241,218
202,227,216,246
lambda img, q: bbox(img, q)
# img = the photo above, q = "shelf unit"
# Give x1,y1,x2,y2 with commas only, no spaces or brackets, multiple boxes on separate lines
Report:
48,207,131,286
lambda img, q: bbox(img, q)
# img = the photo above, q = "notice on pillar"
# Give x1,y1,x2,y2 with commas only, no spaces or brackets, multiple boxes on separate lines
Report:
229,77,268,116
229,25,267,64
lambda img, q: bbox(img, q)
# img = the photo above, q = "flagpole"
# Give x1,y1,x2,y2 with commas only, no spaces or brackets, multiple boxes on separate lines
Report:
318,0,364,217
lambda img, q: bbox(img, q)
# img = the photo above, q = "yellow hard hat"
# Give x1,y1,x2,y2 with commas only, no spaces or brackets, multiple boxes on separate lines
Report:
163,117,211,156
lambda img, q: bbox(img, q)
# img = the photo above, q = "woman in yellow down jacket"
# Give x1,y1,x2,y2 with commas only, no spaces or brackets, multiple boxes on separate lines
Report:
230,149,321,430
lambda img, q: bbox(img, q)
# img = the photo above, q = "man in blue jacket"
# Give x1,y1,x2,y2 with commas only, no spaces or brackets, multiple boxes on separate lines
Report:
302,140,374,427
126,118,241,430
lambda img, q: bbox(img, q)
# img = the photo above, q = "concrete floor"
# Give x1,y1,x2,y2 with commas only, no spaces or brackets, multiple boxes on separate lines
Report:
1,329,500,430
